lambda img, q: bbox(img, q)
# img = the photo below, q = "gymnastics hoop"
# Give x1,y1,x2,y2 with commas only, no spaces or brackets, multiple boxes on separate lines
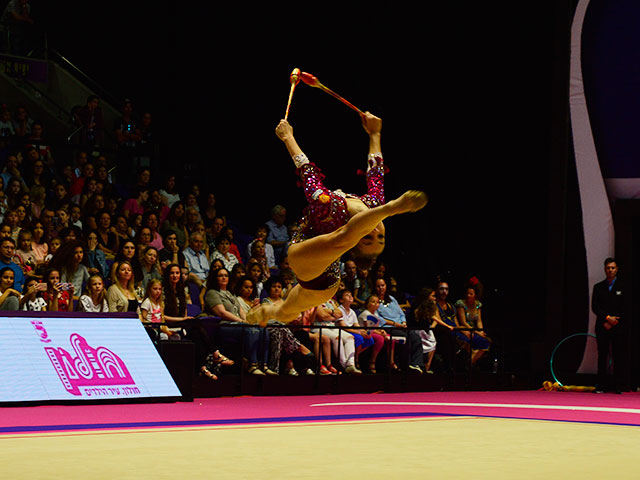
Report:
549,332,597,387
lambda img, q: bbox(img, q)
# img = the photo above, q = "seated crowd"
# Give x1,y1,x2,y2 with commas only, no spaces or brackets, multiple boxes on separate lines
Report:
0,101,495,381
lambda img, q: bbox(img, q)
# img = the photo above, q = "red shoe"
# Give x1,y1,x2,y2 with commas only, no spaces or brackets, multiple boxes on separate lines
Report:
319,365,332,375
327,365,338,375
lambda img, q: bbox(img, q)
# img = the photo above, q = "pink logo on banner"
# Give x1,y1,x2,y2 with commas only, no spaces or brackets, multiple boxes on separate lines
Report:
45,333,136,396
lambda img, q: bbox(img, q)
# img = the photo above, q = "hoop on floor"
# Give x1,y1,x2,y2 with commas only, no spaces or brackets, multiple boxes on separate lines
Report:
549,332,596,387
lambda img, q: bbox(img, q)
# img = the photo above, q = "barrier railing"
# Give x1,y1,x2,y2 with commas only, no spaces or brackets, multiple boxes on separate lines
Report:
143,316,498,389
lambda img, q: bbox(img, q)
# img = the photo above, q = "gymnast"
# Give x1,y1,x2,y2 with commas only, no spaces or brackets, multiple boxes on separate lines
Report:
247,112,427,326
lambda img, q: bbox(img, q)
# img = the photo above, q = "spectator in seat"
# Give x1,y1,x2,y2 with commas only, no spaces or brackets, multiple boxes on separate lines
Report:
20,276,47,311
122,186,148,220
266,204,289,264
163,263,232,381
158,229,186,270
48,239,90,297
42,268,73,312
375,277,423,374
162,201,188,249
210,235,239,272
204,267,270,376
0,266,20,310
0,236,24,292
455,277,492,367
183,232,209,288
336,288,382,373
106,260,140,313
76,95,104,145
78,274,108,312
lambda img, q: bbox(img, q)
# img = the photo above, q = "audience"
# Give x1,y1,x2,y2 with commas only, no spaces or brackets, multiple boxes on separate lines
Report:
0,97,499,388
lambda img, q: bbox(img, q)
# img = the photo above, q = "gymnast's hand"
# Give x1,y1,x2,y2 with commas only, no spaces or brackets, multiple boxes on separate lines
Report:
275,119,294,142
361,111,382,135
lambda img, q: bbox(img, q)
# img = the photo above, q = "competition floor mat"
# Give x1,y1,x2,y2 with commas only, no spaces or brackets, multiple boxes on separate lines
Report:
2,390,640,478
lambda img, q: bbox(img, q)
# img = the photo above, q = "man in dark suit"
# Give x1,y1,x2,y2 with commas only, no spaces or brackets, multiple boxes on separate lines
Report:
591,257,625,393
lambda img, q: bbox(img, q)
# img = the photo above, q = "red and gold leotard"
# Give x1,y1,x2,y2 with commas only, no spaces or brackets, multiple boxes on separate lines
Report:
291,153,385,290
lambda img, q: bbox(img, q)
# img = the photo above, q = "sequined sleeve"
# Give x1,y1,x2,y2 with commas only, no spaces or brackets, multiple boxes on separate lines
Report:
360,154,385,207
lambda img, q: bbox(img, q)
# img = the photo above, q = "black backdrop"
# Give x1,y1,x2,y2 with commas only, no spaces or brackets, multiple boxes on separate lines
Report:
39,1,556,371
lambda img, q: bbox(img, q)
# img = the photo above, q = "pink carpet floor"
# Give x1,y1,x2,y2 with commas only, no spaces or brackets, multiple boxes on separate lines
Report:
2,390,639,434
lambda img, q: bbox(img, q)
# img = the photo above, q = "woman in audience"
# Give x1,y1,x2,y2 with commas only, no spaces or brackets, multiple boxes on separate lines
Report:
246,259,266,299
16,203,29,227
204,267,269,375
249,238,274,273
113,214,133,243
51,183,70,212
142,211,163,250
110,239,143,285
353,266,372,309
455,278,491,366
6,177,27,211
0,267,20,310
200,192,221,228
411,287,441,374
79,177,98,209
78,274,108,312
85,230,109,277
139,245,162,292
159,175,180,208
106,260,140,313
42,268,74,312
261,276,316,375
162,201,188,249
134,226,153,254
29,184,46,219
122,186,148,220
229,263,247,293
83,193,106,219
49,240,90,297
184,206,200,236
163,263,231,380
434,280,459,373
31,220,49,267
96,210,119,258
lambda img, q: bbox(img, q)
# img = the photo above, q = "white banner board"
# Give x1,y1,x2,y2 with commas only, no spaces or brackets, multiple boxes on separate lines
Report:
0,315,181,403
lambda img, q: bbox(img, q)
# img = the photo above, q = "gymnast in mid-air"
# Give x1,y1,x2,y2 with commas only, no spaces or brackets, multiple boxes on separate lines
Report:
247,71,427,327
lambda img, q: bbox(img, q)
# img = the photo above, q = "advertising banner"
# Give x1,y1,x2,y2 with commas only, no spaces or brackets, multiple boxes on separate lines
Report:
0,315,181,403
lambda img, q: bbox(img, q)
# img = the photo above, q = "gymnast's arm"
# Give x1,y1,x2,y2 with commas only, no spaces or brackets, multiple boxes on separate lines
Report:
361,112,382,155
275,120,304,160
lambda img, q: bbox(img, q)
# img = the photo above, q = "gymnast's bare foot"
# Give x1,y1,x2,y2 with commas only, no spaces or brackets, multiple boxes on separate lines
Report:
388,190,428,215
246,303,278,327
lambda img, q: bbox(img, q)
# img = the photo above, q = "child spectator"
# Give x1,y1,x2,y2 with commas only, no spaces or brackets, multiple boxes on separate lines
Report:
14,228,37,275
140,278,179,340
78,274,108,312
20,277,47,311
42,268,73,312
